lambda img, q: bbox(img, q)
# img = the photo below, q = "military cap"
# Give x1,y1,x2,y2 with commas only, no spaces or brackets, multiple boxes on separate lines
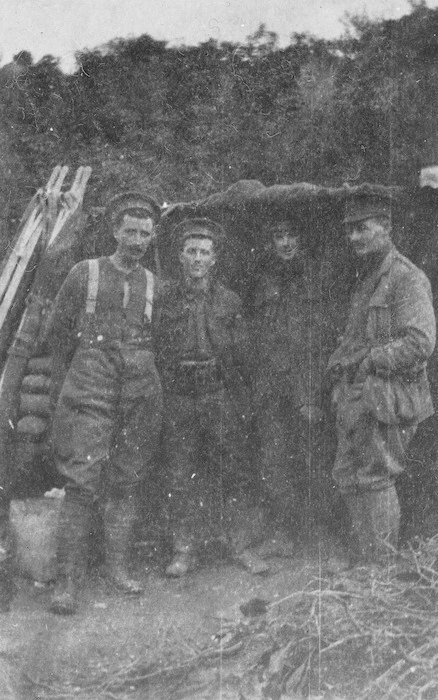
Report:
172,217,226,246
105,191,161,225
343,191,392,224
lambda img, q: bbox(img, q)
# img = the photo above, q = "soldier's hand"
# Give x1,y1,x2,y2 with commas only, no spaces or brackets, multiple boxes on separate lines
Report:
349,380,365,400
326,363,343,386
331,383,341,412
299,403,323,424
355,355,373,383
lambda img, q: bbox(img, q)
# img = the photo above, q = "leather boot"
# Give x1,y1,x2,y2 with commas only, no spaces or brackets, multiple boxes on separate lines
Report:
234,548,271,575
49,496,91,615
224,493,271,573
165,543,197,578
104,493,143,594
345,485,400,566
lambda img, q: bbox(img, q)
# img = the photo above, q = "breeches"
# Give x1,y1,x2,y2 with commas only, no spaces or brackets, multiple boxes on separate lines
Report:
52,346,163,499
333,391,417,493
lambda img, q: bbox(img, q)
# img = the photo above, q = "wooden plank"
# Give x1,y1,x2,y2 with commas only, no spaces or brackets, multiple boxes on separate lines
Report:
47,209,69,248
0,165,63,302
0,210,43,306
48,166,92,246
46,165,63,191
42,165,69,246
0,220,44,330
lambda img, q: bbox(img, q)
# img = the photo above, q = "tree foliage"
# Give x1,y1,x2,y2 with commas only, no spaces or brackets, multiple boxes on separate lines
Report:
1,4,438,233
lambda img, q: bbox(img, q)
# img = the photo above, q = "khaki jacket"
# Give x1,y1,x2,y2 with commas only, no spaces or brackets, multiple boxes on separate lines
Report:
328,247,436,425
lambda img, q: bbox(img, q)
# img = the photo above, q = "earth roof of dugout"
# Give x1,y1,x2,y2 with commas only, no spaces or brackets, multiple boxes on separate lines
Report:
162,180,405,236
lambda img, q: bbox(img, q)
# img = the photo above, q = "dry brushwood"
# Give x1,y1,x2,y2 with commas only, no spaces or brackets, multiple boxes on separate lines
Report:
27,538,438,700
236,537,438,700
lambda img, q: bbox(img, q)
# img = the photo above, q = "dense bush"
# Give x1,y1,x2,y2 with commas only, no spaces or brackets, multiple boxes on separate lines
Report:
1,3,438,235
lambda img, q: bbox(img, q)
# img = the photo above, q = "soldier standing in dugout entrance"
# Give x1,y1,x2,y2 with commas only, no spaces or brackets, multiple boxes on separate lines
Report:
48,192,163,615
251,219,338,554
326,190,436,571
155,218,269,578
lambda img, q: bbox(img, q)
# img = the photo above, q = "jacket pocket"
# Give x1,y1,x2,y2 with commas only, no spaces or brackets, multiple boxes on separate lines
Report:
362,374,421,424
367,303,392,344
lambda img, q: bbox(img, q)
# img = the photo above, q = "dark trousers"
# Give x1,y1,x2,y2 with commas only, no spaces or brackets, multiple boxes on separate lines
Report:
256,394,337,533
163,386,252,550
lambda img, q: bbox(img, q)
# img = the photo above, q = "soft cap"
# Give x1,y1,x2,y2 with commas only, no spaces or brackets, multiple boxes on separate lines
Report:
172,217,226,246
106,191,161,225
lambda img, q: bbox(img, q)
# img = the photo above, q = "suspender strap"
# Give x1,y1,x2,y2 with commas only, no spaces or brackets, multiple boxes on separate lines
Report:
144,269,154,322
86,259,99,314
86,259,153,321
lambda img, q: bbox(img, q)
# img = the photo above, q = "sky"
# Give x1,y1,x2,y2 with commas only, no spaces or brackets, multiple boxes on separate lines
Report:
1,0,438,72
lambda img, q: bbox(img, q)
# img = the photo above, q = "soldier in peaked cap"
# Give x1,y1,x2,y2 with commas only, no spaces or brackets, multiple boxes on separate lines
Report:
154,217,269,577
326,188,436,572
48,191,163,614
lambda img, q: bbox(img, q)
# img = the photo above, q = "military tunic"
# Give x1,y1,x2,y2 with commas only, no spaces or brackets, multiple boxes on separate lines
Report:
327,245,436,493
49,257,163,500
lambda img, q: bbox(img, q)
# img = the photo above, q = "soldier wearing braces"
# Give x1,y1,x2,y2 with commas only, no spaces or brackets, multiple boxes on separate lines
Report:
48,191,163,614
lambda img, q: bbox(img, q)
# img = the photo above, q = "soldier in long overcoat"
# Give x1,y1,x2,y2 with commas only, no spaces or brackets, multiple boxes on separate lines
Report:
251,219,338,553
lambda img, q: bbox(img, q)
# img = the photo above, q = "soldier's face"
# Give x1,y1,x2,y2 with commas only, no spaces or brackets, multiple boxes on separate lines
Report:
114,215,155,259
346,217,391,257
271,223,299,261
179,236,216,280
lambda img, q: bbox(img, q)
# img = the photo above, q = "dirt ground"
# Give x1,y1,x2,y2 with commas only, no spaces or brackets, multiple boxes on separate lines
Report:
0,539,329,700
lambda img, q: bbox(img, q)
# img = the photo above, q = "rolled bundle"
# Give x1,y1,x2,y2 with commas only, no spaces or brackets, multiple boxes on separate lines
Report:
26,356,52,376
14,356,53,475
21,374,51,394
19,392,51,418
16,415,48,441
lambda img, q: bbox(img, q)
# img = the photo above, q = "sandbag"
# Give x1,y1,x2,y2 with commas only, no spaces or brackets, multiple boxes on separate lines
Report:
16,415,48,440
26,356,52,376
21,374,51,394
19,393,51,418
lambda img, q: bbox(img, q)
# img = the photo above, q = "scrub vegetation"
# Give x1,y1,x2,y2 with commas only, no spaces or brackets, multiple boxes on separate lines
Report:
1,1,438,236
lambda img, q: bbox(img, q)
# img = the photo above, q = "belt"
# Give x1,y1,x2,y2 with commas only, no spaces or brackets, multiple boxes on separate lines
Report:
78,333,151,349
373,367,423,383
179,359,217,369
171,359,222,392
342,366,423,384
